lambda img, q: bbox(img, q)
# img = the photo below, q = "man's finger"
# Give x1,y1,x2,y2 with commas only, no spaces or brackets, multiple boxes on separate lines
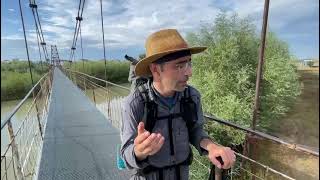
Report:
209,154,223,169
149,134,162,148
220,153,231,169
149,136,165,155
139,133,157,150
134,131,150,145
226,150,235,163
142,147,153,155
137,122,145,135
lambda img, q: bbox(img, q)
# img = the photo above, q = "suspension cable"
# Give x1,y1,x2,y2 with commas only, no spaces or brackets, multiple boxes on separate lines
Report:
36,28,44,72
80,24,84,71
69,0,86,63
29,1,43,71
29,0,49,65
99,0,107,83
69,0,81,61
73,0,86,47
19,0,34,86
35,8,49,61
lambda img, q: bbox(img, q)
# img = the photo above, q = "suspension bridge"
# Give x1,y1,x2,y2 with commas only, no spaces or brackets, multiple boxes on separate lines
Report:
1,0,319,180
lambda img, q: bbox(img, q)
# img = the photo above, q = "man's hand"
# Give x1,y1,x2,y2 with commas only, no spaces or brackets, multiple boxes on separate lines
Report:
200,138,236,169
207,143,236,169
134,122,165,161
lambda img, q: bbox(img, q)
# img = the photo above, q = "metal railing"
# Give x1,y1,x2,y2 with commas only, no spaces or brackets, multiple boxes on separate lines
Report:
59,68,318,180
1,69,53,180
61,67,129,130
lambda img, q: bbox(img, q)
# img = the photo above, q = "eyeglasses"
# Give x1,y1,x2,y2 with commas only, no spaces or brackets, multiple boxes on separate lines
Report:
175,61,192,72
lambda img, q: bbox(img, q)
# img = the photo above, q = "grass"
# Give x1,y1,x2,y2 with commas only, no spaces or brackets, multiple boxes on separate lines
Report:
269,70,319,148
1,60,130,101
65,60,130,84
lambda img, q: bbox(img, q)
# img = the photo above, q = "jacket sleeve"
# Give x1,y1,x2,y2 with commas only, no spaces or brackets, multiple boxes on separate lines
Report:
188,90,212,156
120,95,149,169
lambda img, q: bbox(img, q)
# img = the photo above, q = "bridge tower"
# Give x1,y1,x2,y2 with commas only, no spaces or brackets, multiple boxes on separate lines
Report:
51,45,61,66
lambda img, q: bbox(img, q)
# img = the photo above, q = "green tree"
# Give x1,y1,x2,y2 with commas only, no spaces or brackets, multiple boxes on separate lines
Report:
187,13,300,146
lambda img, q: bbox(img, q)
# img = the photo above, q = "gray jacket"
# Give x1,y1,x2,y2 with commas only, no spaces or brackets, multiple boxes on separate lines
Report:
120,81,210,180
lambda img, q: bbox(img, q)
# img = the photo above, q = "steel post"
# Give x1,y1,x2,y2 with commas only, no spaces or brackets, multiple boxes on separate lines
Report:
252,0,270,130
7,119,24,180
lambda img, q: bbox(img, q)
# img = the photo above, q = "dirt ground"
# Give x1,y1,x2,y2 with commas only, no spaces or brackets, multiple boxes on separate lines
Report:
255,70,319,180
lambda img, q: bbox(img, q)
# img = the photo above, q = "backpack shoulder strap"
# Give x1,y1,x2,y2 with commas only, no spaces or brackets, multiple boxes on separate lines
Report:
137,83,149,102
137,83,157,132
181,87,198,131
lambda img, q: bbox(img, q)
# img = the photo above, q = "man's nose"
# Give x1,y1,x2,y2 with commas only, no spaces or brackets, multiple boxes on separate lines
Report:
184,66,192,77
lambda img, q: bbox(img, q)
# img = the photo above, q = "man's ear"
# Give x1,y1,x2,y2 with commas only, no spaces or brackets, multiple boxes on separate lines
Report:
149,63,157,73
149,63,160,77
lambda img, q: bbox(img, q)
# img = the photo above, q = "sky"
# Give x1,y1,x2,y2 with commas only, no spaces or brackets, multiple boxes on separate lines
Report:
1,0,319,61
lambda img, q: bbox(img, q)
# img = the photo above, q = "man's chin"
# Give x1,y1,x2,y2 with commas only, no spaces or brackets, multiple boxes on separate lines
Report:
175,85,187,92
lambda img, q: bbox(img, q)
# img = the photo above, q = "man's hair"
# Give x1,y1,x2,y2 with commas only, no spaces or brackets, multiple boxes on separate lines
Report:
154,50,191,64
153,50,191,72
159,63,165,72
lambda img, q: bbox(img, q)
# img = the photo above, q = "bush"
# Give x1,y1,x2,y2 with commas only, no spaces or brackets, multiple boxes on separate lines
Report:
187,13,301,146
1,71,42,101
66,60,130,84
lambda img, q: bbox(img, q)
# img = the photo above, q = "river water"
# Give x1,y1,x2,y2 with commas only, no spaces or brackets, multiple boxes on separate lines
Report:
1,99,35,155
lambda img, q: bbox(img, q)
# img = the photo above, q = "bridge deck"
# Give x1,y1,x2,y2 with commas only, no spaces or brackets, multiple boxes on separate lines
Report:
36,68,130,180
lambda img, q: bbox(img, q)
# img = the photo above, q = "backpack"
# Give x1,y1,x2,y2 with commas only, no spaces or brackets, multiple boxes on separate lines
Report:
135,83,198,180
127,62,149,92
137,82,198,134
117,82,198,163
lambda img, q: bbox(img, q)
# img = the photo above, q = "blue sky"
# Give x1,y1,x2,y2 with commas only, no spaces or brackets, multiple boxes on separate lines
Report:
1,0,319,61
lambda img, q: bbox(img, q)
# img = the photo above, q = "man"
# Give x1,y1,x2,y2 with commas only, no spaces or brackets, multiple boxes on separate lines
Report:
121,29,236,180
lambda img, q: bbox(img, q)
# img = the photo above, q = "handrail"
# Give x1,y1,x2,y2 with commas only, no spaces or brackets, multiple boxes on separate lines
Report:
64,68,319,157
64,68,130,91
1,72,49,130
204,114,319,156
63,68,313,179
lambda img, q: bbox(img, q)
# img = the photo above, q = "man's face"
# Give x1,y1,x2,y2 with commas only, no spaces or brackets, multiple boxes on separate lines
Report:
157,55,192,92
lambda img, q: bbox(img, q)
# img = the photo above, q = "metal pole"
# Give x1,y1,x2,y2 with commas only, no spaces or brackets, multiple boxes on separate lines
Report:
250,1,270,179
84,78,87,94
252,0,270,130
4,156,8,179
74,73,78,87
215,166,222,180
93,88,97,105
7,119,24,180
80,25,85,72
99,0,108,87
33,91,43,140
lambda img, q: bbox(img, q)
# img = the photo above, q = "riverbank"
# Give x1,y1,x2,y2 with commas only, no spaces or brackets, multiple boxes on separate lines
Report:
270,70,319,148
255,70,319,179
1,60,130,101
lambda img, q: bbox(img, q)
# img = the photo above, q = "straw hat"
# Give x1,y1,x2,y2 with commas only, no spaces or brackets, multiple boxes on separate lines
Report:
135,29,207,77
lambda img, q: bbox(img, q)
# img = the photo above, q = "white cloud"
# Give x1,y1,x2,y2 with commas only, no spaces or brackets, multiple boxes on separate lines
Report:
2,34,23,40
8,8,15,12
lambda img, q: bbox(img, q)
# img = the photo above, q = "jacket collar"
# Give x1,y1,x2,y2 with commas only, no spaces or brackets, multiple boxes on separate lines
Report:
146,79,188,107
